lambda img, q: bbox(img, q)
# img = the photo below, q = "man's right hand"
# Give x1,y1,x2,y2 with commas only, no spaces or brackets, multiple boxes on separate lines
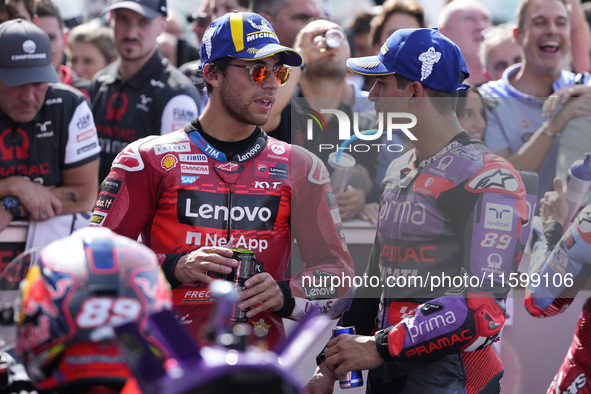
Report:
174,246,237,284
9,177,62,220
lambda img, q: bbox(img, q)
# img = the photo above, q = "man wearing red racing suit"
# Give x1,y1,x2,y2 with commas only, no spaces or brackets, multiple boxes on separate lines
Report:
525,177,591,394
308,28,536,394
90,11,354,348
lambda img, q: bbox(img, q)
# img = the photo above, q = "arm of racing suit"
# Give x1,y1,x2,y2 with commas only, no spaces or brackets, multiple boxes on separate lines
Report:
525,205,591,317
92,137,189,289
283,146,356,320
90,137,161,238
374,158,535,366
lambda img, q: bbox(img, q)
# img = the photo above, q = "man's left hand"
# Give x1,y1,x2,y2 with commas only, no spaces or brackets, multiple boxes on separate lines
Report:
238,272,284,317
324,334,383,378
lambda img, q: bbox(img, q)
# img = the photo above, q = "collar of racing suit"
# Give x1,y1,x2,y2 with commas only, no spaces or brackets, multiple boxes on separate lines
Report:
184,118,268,163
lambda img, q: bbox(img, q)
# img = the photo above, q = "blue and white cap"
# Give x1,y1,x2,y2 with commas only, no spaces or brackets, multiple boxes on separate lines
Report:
347,28,470,93
200,11,303,67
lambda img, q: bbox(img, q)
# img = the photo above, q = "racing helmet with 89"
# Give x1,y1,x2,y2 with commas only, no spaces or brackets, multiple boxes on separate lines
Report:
15,227,172,393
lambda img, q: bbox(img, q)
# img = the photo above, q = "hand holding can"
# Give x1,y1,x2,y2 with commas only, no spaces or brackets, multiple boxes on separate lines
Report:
332,326,364,389
228,248,257,323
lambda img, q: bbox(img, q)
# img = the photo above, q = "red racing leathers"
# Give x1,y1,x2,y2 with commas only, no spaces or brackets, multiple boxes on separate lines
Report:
90,124,354,347
525,205,591,393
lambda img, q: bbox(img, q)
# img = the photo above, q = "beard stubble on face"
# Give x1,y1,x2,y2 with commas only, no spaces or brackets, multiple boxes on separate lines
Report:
118,39,150,63
219,80,271,127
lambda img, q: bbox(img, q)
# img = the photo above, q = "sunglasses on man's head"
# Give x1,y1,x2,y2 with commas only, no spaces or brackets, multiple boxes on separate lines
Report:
228,63,291,86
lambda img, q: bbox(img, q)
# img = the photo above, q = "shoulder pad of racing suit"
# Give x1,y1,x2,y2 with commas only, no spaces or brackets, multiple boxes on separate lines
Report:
111,135,161,173
291,145,330,186
112,133,190,173
465,154,537,229
465,154,524,197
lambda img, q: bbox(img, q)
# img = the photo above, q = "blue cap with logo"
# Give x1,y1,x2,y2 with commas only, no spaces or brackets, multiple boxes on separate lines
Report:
347,28,470,93
200,11,302,67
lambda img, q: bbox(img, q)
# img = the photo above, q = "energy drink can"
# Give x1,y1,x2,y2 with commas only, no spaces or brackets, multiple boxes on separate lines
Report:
332,326,364,389
229,248,257,323
327,152,356,194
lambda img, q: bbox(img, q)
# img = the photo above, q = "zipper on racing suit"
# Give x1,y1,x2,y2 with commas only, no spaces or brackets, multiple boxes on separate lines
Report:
226,183,234,242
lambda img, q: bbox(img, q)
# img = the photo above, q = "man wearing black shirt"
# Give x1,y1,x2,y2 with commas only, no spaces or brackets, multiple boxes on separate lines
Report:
89,0,201,181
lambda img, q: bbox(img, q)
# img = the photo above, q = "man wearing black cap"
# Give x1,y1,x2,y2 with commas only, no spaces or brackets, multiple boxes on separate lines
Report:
89,0,201,182
91,11,354,348
309,28,536,393
0,19,99,239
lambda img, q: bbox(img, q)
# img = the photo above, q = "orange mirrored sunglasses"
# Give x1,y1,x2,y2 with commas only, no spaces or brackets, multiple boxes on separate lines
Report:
228,63,291,86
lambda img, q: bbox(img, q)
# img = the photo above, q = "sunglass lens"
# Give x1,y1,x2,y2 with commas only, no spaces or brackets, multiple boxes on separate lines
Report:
275,67,290,85
251,65,269,83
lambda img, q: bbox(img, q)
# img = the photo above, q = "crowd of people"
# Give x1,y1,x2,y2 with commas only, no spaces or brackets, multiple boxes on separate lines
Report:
0,0,591,392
